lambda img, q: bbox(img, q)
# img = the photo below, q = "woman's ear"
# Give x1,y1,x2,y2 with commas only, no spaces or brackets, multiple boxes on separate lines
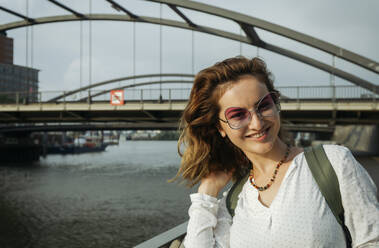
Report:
218,126,226,138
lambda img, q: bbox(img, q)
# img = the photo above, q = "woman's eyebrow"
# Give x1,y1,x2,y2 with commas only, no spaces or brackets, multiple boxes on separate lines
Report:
227,108,241,112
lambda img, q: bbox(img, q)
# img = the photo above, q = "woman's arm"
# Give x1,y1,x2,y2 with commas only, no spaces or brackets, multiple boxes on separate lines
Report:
183,170,233,248
326,145,379,247
183,192,232,248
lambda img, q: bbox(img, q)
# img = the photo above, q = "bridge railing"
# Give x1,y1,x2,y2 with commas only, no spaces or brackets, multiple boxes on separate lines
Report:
0,85,377,104
278,85,377,100
0,88,193,103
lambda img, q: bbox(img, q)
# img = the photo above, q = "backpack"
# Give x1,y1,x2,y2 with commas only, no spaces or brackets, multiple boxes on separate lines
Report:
226,145,352,248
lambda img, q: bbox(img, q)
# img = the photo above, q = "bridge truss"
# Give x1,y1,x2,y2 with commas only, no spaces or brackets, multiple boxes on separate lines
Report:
0,0,378,130
0,0,378,93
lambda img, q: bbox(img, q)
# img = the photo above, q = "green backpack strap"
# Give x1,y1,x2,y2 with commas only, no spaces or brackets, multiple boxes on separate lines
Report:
226,174,249,217
304,144,352,248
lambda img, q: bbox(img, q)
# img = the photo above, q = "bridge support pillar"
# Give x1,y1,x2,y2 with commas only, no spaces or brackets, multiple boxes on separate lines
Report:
332,124,379,156
42,132,48,157
0,132,42,162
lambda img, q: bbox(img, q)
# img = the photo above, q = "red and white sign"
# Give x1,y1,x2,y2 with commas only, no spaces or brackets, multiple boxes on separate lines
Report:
110,90,124,105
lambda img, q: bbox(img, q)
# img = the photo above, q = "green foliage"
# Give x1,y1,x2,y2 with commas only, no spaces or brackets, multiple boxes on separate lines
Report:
152,130,180,140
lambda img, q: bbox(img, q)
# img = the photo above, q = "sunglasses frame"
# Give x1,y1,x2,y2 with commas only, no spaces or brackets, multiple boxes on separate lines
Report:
219,91,281,130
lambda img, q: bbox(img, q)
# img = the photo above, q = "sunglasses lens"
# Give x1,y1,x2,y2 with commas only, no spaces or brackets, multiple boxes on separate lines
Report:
225,107,250,128
257,93,277,117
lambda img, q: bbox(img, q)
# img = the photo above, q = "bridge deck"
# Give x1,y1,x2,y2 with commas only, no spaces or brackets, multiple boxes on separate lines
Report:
0,99,377,124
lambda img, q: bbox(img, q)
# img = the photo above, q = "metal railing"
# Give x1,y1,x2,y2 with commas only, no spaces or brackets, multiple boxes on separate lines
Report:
0,85,377,105
277,85,377,100
134,221,187,248
0,88,193,104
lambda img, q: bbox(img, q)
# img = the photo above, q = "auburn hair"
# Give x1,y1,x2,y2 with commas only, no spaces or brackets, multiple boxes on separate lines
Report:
173,56,287,187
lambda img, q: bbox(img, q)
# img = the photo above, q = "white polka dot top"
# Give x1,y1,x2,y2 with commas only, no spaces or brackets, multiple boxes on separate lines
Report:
183,145,379,248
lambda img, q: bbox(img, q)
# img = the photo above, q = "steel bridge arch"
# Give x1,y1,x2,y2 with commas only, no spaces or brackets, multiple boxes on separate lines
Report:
1,0,377,93
48,73,194,102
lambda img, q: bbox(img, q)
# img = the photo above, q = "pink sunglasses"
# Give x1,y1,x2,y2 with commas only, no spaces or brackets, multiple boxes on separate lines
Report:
219,92,280,129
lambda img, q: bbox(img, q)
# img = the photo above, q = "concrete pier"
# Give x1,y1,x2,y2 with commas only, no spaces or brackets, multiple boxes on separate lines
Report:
333,125,379,156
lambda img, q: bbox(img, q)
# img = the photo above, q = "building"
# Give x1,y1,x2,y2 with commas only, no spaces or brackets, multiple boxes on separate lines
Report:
0,34,39,103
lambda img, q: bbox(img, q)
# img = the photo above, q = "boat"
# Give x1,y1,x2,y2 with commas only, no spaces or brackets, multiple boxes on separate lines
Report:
46,136,107,155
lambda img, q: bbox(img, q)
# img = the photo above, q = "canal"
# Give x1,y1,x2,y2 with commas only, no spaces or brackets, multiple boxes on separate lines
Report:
0,140,194,248
0,141,378,248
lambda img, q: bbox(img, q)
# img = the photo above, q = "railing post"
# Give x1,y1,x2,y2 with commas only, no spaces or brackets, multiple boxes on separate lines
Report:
140,89,143,104
23,91,27,105
373,85,377,109
296,86,300,109
63,91,67,111
296,86,299,100
39,91,42,110
16,92,19,105
169,89,172,109
332,85,336,103
87,90,91,104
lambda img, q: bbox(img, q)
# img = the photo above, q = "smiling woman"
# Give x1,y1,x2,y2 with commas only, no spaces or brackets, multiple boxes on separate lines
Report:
173,57,291,187
173,56,379,248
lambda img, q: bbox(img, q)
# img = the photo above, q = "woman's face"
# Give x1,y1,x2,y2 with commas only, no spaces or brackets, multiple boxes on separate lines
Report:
217,76,281,156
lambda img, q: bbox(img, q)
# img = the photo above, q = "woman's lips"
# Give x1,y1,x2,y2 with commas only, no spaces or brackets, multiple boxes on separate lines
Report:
245,127,270,140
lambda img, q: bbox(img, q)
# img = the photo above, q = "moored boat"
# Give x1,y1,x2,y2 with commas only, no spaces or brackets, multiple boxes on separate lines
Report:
46,136,107,155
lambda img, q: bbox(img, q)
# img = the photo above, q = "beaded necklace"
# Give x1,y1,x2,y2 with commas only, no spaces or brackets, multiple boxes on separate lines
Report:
249,144,291,191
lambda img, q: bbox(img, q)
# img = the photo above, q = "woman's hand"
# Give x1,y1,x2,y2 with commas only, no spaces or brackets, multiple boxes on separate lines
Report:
198,170,234,198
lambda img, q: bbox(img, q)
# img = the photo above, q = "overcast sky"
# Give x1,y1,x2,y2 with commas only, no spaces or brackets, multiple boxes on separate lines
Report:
0,0,378,98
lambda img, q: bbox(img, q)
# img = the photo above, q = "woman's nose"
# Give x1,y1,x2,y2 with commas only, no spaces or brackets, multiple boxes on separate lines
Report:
247,110,264,130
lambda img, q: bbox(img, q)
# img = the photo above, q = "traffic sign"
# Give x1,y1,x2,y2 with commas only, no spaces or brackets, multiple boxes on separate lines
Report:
110,90,124,105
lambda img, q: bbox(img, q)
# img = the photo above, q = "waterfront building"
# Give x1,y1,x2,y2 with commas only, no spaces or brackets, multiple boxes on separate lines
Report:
0,34,39,103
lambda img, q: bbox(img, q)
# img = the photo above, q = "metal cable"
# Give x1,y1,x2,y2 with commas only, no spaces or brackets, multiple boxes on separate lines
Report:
330,55,335,86
80,20,83,97
159,3,162,100
89,0,92,94
31,26,34,68
133,22,136,84
239,27,242,55
25,0,29,67
31,24,34,101
25,0,29,101
192,30,194,74
330,55,336,99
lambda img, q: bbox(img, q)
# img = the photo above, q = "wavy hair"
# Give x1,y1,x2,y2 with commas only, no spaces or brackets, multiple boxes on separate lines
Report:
173,56,287,187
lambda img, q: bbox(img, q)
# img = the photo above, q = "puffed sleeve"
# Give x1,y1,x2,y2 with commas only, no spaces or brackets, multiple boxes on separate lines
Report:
183,192,232,248
325,145,379,248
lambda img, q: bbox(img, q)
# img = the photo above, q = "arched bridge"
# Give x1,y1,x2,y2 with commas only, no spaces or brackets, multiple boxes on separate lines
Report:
0,0,378,128
0,0,378,93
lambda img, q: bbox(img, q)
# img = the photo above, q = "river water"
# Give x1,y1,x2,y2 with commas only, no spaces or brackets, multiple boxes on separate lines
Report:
0,140,195,248
0,141,378,248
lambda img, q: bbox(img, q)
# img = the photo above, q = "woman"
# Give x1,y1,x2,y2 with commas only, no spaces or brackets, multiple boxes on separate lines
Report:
174,56,379,247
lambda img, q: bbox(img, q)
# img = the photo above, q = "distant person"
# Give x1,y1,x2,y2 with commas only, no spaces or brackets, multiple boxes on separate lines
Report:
173,56,379,247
